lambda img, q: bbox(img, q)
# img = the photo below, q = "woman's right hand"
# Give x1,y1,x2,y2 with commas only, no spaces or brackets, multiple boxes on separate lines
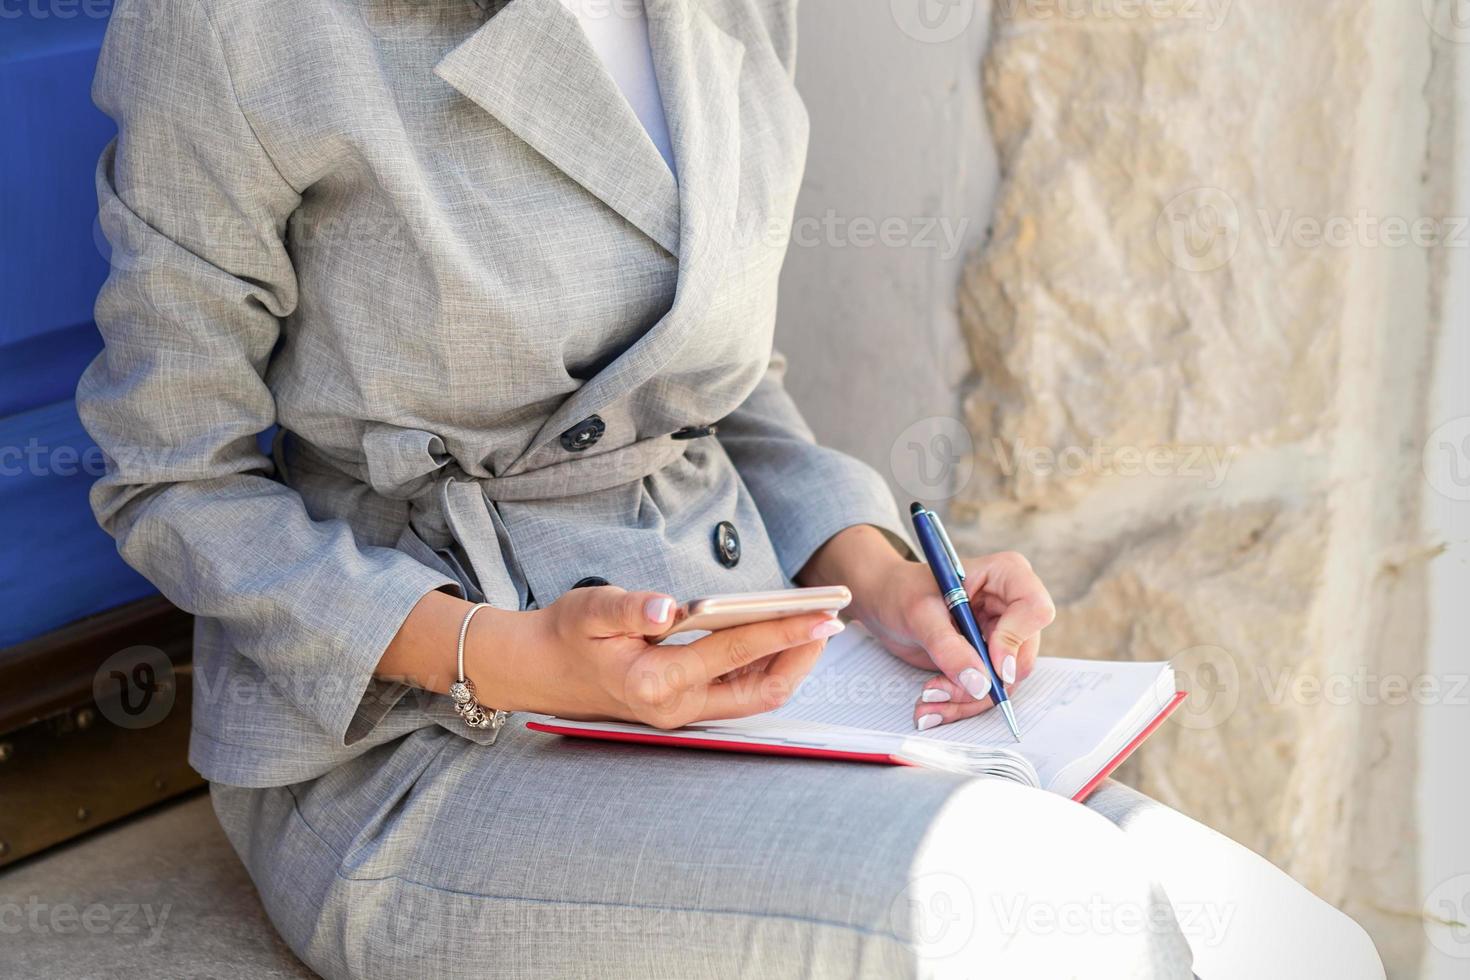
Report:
467,586,843,729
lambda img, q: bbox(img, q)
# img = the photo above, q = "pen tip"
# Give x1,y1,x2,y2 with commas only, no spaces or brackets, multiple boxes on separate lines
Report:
1000,701,1021,742
909,501,926,516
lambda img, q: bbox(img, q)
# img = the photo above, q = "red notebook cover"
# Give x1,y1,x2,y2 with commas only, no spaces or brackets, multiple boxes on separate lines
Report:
526,690,1186,803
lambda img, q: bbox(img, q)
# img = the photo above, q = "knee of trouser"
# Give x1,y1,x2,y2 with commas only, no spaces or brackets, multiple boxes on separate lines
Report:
892,780,1194,978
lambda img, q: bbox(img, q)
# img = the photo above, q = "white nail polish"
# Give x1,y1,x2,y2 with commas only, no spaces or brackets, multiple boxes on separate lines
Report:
646,597,674,624
1002,656,1017,685
916,713,942,731
921,689,952,703
811,619,846,640
958,667,991,700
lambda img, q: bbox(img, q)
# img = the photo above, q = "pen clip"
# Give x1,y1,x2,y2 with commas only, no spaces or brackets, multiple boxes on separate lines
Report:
929,510,965,582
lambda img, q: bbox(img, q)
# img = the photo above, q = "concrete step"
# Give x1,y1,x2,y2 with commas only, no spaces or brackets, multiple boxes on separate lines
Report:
0,792,314,979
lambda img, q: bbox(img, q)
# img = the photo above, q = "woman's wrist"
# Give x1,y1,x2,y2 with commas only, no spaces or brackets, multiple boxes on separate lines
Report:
462,604,553,715
796,524,912,626
377,589,541,711
376,588,476,695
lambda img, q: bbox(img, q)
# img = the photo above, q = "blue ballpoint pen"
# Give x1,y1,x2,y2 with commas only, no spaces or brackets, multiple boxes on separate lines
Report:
908,502,1022,741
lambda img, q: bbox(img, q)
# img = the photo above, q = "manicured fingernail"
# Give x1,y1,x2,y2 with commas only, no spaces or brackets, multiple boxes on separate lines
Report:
959,667,991,700
916,713,943,731
646,597,674,624
921,688,952,703
811,619,846,640
1001,656,1017,685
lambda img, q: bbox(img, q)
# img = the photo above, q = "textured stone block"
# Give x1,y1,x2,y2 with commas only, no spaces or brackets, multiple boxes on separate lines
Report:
955,3,1446,973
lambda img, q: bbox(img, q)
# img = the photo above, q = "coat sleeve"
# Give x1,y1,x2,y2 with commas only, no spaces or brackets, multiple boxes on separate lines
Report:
77,0,460,745
716,352,912,580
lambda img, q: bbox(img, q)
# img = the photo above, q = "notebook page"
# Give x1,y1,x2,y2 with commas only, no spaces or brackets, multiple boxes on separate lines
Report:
736,627,1173,793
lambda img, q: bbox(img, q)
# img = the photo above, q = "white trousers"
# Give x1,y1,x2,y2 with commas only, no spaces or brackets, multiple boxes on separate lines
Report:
212,723,1383,979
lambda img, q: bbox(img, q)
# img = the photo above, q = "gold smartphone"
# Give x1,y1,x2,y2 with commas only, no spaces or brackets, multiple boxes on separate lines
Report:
650,586,852,641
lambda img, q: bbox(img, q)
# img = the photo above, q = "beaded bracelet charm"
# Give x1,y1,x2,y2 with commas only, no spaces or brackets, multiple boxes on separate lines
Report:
450,603,507,738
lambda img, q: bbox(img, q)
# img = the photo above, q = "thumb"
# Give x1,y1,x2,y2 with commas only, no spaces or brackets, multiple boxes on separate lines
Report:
574,586,677,637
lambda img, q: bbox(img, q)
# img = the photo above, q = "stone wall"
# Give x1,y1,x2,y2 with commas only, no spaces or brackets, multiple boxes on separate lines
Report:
779,0,993,477
951,2,1456,974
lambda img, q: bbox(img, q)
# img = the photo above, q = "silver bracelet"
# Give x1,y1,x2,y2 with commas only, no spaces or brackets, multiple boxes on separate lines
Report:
449,603,507,737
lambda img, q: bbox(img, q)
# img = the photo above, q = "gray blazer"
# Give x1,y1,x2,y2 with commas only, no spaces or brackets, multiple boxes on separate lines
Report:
78,0,904,787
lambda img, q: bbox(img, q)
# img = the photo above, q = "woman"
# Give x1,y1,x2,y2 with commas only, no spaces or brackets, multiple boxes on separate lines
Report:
79,0,1382,976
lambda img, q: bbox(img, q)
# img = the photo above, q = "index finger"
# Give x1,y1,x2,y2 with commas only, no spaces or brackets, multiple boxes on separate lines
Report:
669,612,843,687
962,552,1054,618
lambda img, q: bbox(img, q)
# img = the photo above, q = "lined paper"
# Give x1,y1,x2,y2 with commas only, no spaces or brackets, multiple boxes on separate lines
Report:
709,628,1175,793
536,627,1176,797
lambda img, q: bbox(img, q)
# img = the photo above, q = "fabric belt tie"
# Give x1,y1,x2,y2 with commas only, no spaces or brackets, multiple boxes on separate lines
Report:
284,426,692,601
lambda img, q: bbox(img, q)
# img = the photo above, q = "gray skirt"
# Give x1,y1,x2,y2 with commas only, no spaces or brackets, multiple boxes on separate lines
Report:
211,722,1382,979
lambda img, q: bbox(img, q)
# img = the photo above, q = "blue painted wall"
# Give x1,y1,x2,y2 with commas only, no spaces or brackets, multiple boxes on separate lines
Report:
1,6,161,647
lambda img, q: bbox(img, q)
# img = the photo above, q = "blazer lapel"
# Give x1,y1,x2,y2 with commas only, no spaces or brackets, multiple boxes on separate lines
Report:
434,0,681,255
504,0,747,472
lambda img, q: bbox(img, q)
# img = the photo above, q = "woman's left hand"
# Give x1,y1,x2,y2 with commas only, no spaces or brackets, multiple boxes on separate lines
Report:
857,550,1056,729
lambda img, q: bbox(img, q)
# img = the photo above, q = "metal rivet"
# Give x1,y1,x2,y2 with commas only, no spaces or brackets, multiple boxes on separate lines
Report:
76,807,91,822
0,841,10,857
76,708,95,729
153,777,167,792
0,743,12,762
